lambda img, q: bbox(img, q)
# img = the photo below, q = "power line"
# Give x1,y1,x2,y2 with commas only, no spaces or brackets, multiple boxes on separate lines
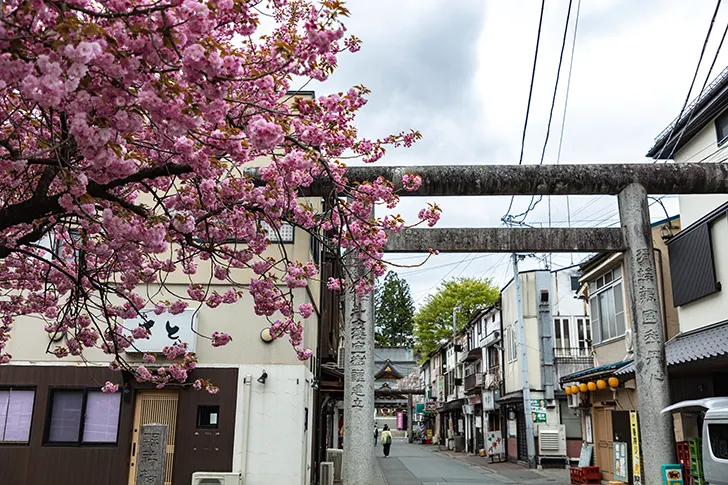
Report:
653,0,723,162
503,0,547,221
506,0,576,225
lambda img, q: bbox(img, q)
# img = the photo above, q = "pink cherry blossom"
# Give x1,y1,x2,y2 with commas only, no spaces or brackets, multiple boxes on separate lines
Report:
101,381,119,394
0,0,435,391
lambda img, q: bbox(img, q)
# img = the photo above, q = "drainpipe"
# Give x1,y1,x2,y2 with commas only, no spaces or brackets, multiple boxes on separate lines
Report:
241,374,253,483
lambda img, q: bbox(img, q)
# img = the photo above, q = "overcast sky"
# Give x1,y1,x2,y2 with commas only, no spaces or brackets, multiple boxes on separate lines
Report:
303,0,728,305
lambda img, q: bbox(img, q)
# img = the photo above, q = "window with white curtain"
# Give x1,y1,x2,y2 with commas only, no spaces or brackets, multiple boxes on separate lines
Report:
0,389,35,443
47,389,121,444
589,266,626,343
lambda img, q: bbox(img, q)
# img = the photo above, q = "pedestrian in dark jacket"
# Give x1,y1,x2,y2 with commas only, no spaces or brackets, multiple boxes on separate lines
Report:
381,424,393,457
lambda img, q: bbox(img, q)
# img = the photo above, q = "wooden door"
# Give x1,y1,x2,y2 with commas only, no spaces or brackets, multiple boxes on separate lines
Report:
594,407,614,481
128,391,179,485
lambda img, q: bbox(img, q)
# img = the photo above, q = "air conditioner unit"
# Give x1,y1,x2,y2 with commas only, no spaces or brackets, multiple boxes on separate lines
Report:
537,424,566,456
326,448,343,482
320,462,334,485
337,346,346,369
567,392,579,408
191,472,241,485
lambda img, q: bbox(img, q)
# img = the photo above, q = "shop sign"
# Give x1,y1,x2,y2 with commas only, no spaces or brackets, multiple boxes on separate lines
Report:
661,464,684,485
483,391,495,411
125,309,198,353
487,430,504,455
469,394,482,405
530,399,547,423
630,411,642,485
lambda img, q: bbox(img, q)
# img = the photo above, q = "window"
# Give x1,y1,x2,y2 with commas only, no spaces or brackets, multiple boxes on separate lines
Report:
589,267,626,344
554,318,571,350
575,317,592,352
709,423,728,459
717,110,728,145
668,222,720,306
570,276,581,292
507,325,518,362
46,389,121,445
0,389,35,443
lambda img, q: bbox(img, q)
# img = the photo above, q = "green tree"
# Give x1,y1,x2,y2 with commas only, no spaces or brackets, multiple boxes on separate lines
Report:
414,277,500,355
375,271,415,346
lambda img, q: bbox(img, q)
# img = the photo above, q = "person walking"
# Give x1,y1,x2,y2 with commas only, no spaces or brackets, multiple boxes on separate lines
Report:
374,424,379,445
381,424,393,458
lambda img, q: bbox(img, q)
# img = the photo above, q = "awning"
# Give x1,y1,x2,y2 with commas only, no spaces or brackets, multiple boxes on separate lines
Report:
566,320,728,381
463,348,482,362
496,390,523,404
559,360,633,384
437,398,466,413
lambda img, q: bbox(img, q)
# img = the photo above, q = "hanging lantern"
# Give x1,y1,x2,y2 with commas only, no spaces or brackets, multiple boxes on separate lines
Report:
608,377,619,388
597,379,607,390
565,386,572,395
587,382,597,392
579,383,588,393
570,385,579,394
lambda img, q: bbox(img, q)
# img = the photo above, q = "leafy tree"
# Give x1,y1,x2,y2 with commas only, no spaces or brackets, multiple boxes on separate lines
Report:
0,0,436,390
375,271,414,346
414,277,500,355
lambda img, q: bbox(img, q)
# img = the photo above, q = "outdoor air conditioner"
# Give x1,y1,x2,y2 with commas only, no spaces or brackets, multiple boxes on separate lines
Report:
537,425,566,456
320,462,334,485
326,448,343,481
191,472,241,485
337,346,346,369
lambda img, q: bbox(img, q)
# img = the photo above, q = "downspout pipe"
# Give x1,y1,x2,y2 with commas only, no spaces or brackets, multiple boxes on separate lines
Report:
241,374,252,483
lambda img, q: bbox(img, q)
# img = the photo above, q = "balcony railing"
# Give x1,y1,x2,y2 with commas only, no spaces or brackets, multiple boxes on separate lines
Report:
554,347,593,365
485,365,501,389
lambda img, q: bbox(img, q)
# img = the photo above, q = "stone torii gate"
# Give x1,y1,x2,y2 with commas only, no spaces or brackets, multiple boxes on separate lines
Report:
317,163,728,485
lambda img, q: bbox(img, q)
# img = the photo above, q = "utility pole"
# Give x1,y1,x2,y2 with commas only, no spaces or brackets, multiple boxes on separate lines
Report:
513,253,536,467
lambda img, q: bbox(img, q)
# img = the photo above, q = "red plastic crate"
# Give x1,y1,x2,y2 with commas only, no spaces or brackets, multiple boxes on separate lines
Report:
582,466,600,484
570,467,583,484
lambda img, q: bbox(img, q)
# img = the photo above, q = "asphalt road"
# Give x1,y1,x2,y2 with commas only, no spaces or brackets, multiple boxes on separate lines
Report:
376,439,570,485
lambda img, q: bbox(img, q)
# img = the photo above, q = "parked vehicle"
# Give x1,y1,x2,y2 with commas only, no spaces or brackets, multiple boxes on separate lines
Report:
662,398,728,485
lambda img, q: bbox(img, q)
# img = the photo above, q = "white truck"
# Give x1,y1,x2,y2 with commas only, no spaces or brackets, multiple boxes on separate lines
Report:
662,398,728,485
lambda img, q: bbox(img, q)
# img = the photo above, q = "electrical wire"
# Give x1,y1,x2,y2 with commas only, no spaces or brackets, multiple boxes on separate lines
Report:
506,0,576,225
653,0,723,162
502,0,547,221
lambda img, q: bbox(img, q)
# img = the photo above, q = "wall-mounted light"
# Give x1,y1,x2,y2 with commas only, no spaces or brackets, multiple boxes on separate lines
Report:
257,370,268,384
260,327,274,343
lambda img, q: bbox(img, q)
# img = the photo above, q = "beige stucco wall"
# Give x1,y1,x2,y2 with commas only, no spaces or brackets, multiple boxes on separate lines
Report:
502,272,543,395
7,282,317,367
674,119,728,227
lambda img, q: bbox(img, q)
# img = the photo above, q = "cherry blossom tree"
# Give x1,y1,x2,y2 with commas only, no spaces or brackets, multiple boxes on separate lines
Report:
0,0,439,392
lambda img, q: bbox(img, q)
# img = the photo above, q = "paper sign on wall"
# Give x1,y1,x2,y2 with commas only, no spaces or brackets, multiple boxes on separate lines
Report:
614,441,628,482
530,399,547,423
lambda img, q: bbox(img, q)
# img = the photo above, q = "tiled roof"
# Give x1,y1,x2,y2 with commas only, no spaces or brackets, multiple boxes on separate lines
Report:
615,320,728,376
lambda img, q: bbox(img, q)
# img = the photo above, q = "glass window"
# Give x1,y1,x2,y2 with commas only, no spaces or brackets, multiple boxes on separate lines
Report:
0,389,35,443
82,393,121,443
709,423,728,459
590,269,626,343
47,389,121,445
717,110,728,145
48,391,83,443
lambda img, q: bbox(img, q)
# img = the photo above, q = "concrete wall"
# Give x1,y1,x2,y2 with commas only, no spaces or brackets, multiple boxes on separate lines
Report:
672,115,728,333
502,272,544,395
233,364,315,485
552,267,588,318
7,283,317,368
674,120,728,227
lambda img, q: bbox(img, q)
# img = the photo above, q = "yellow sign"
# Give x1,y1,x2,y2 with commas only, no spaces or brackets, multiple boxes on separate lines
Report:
630,411,642,485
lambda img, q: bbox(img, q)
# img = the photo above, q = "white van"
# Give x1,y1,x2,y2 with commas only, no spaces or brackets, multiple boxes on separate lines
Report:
662,398,728,485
